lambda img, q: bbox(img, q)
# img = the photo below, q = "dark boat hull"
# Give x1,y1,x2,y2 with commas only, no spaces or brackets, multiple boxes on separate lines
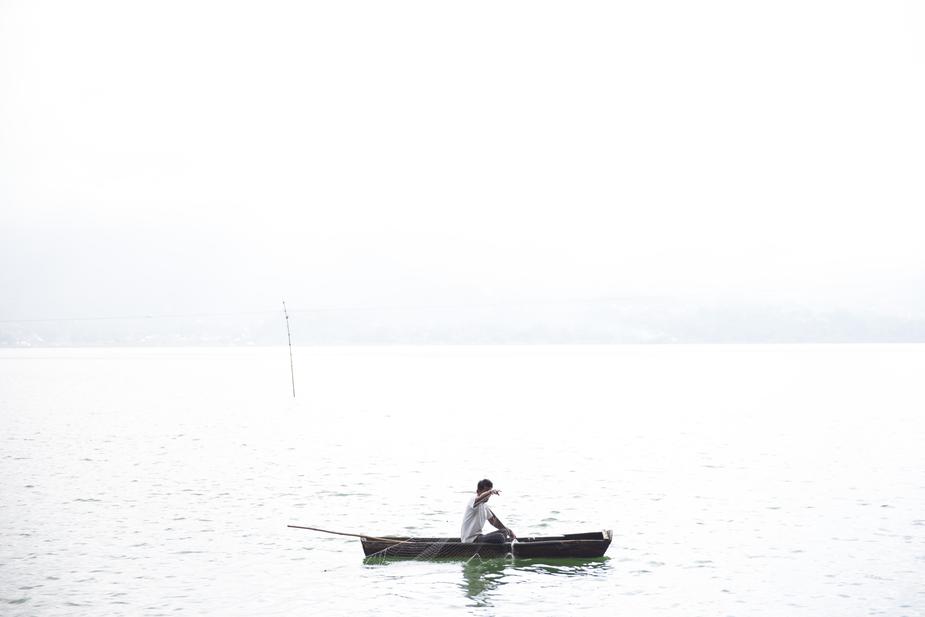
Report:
361,530,611,559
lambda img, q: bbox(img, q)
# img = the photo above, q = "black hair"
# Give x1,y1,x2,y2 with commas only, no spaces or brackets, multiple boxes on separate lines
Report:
477,479,493,492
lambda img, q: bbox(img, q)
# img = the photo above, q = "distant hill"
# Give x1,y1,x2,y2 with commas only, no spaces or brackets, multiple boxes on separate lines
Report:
3,300,924,345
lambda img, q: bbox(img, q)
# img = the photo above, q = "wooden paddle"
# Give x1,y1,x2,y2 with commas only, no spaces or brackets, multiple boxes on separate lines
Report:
287,524,409,544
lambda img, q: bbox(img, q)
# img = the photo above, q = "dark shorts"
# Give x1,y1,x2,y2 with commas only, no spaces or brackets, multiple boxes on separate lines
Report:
473,530,514,544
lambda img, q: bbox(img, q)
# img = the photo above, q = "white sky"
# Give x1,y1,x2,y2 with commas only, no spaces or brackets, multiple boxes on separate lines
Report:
2,0,924,320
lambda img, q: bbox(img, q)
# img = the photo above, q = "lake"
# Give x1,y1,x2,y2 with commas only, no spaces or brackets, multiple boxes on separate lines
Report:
1,345,924,616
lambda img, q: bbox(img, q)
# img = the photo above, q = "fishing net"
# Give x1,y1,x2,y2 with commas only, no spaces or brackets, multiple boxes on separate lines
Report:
363,534,456,562
359,492,516,562
363,532,517,563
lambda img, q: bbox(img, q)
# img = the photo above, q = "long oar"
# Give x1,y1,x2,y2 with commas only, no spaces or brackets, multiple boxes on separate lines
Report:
287,524,408,544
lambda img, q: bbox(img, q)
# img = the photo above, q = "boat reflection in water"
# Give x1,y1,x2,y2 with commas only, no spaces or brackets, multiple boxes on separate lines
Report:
461,558,507,603
461,557,610,606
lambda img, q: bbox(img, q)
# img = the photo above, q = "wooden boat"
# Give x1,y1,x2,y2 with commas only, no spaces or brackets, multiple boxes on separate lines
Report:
361,530,612,559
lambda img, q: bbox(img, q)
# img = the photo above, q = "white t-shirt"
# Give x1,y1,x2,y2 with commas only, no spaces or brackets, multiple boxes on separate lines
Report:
460,495,493,543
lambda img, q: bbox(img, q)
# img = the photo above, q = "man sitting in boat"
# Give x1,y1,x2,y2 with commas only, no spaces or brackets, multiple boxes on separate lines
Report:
460,479,516,543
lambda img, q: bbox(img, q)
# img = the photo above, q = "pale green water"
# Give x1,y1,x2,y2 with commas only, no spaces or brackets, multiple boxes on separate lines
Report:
1,345,924,616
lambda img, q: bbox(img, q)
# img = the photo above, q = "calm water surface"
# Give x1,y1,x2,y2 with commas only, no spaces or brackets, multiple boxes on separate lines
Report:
1,345,924,616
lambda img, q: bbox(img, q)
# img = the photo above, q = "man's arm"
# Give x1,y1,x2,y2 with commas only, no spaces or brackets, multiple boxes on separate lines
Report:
472,488,500,506
488,512,516,538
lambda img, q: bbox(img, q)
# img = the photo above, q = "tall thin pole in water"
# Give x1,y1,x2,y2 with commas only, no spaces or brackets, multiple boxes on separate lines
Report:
283,300,295,398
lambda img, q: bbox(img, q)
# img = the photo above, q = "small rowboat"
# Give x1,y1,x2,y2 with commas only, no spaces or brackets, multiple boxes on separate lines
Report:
361,530,612,559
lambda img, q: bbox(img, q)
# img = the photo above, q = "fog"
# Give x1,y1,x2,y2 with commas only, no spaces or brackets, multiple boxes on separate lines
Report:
2,1,924,344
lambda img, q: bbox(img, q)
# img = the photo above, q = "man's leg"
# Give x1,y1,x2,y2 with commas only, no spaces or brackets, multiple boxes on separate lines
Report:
473,530,511,543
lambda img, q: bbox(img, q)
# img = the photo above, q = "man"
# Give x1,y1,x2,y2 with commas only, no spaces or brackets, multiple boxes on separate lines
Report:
460,478,516,543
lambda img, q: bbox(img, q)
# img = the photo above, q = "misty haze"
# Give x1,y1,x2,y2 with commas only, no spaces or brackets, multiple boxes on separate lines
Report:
2,2,924,345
